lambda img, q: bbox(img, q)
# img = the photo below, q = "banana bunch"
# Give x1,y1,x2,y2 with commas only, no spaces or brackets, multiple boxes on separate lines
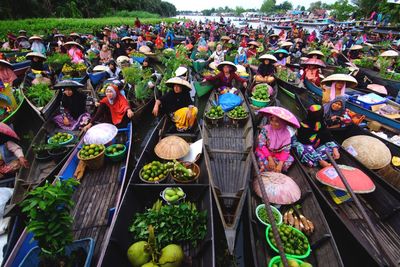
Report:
151,199,163,212
283,208,314,236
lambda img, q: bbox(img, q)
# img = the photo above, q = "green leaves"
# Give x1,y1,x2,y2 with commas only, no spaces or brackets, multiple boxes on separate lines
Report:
25,83,54,108
19,178,79,258
129,201,207,250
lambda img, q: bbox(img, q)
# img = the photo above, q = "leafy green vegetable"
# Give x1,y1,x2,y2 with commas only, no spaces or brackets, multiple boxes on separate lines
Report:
353,57,374,69
129,200,207,250
47,53,71,72
25,83,54,107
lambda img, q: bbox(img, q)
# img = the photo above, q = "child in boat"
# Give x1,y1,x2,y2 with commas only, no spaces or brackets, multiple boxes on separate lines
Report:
83,84,133,131
53,81,91,131
292,105,340,168
152,77,197,131
323,96,351,128
255,54,277,84
255,113,296,173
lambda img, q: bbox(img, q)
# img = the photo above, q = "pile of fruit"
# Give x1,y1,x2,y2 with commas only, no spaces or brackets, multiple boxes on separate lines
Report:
129,51,145,58
252,84,270,102
162,187,185,203
140,161,174,182
283,209,314,236
206,105,224,119
48,132,73,145
271,258,312,267
105,144,125,156
171,160,197,181
78,144,105,160
257,206,280,225
268,224,310,256
228,106,248,119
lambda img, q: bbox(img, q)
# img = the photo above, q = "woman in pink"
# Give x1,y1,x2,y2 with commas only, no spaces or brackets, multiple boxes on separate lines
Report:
68,43,84,64
255,115,294,173
0,60,17,85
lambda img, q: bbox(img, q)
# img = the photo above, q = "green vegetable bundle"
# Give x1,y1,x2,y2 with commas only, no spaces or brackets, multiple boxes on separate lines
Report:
129,200,207,249
25,83,54,107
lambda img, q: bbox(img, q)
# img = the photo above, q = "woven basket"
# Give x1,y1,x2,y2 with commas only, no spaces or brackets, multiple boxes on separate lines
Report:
171,162,200,184
77,149,105,170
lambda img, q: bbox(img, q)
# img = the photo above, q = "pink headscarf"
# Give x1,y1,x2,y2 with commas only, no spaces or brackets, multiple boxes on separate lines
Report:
330,82,346,102
265,120,291,151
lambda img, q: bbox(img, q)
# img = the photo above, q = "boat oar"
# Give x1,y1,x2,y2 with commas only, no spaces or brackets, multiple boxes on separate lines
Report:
325,152,396,266
251,153,289,267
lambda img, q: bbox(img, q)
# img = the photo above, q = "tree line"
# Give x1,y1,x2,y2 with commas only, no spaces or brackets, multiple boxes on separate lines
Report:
0,0,177,19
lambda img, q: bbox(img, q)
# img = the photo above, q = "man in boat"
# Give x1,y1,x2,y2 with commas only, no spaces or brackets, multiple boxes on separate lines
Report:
152,77,197,132
202,61,248,93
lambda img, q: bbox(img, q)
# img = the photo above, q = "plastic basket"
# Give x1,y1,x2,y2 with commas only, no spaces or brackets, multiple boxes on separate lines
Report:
265,225,311,259
251,97,270,107
139,165,169,184
268,256,305,267
47,133,74,146
255,204,283,227
105,144,127,162
77,148,105,170
171,162,200,184
194,81,214,97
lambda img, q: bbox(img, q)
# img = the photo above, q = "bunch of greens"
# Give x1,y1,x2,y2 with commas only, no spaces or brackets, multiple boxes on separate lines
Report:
20,178,79,261
47,53,71,71
159,45,192,94
353,57,374,69
276,68,289,82
123,63,154,101
122,64,143,85
129,199,207,250
25,83,54,107
333,66,351,74
319,45,331,61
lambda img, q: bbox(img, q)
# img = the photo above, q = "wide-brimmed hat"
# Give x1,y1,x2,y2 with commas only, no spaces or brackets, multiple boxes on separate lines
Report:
16,36,28,40
380,50,399,57
273,49,289,55
175,66,188,77
26,52,46,60
18,30,27,34
0,60,12,68
301,58,326,68
121,36,133,41
331,49,339,54
139,45,152,54
220,36,230,41
350,45,363,51
321,74,358,88
154,135,190,160
240,32,249,37
280,41,293,47
217,61,237,72
259,106,300,128
165,77,192,91
93,65,108,72
69,32,80,38
103,27,111,32
259,54,277,62
235,64,246,73
294,38,303,43
248,41,260,47
269,33,279,38
116,56,131,66
29,35,42,41
307,50,324,57
64,41,84,50
54,34,65,38
53,80,84,89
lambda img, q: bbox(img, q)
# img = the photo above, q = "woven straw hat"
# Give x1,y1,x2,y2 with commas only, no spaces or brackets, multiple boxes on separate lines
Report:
165,77,192,91
155,135,190,160
350,45,363,50
307,50,324,57
321,74,358,88
259,54,277,62
26,52,46,60
217,61,237,72
379,50,399,57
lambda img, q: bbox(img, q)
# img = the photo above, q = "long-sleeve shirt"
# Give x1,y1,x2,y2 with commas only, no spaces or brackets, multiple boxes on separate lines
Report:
204,72,246,88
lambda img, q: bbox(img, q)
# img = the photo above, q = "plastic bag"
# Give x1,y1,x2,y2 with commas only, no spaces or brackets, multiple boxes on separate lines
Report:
0,187,13,219
218,93,242,112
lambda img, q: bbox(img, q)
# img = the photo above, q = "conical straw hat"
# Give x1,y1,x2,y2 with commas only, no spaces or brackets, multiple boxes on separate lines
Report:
155,135,190,160
321,74,358,88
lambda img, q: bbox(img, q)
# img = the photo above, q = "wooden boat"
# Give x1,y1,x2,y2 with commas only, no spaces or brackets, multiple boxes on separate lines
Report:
203,90,253,254
292,150,400,266
247,153,344,267
273,25,292,30
3,123,133,267
304,78,400,131
357,67,400,99
11,61,31,79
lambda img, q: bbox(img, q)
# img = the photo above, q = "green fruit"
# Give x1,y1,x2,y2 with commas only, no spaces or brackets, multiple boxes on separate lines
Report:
300,263,313,267
127,241,151,267
142,262,159,267
158,244,184,267
165,189,176,197
116,144,124,149
176,190,184,197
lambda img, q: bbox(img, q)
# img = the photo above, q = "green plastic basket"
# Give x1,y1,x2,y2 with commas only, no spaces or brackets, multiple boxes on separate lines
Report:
265,224,311,259
105,144,127,162
251,97,269,107
194,81,214,97
268,256,304,267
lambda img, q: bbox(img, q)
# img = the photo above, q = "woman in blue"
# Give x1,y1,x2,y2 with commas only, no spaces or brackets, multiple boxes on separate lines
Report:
234,47,248,66
165,30,175,49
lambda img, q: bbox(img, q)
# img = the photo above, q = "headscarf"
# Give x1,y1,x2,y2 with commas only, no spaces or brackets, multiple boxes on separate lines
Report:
61,87,87,119
330,82,346,102
0,64,17,84
257,59,275,77
265,117,291,151
100,84,130,125
323,96,346,120
296,104,325,147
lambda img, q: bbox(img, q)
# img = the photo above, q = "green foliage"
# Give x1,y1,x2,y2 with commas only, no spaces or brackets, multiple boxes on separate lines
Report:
47,53,71,71
329,0,357,21
333,66,351,74
260,0,276,14
0,17,178,38
103,10,160,18
25,83,54,108
234,6,246,16
123,63,153,101
20,178,79,260
353,57,375,69
129,200,207,250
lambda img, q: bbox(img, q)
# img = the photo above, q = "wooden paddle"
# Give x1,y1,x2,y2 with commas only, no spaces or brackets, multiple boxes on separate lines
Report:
251,152,289,267
325,151,396,266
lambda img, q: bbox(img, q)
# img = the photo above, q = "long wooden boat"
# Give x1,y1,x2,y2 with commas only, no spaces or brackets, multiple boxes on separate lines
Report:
97,117,215,267
304,78,400,131
4,123,133,267
247,153,344,267
292,149,400,266
203,90,253,254
11,61,31,79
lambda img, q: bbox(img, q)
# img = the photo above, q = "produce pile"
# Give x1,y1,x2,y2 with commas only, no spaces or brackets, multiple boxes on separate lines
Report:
271,258,312,267
61,62,87,78
228,106,248,119
257,206,280,225
268,224,310,256
129,51,145,58
206,105,224,119
78,144,105,159
129,199,207,249
140,161,174,182
48,132,73,145
25,83,54,107
252,84,270,102
105,144,125,156
171,160,197,181
162,187,185,203
283,208,314,236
